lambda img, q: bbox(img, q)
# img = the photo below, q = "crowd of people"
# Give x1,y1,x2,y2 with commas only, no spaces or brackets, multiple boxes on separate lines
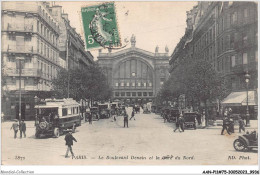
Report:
221,108,245,135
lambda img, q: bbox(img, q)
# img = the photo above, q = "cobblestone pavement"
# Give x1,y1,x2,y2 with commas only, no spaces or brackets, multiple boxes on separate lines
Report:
1,110,258,165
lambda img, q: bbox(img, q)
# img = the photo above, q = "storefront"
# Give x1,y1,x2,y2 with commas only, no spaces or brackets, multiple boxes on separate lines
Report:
221,90,258,119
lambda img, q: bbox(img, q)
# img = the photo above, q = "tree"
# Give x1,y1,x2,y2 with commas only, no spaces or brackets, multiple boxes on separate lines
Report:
184,60,230,125
52,64,112,103
156,58,230,126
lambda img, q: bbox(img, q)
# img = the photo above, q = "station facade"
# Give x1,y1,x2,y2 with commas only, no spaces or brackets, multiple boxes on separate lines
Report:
97,35,170,105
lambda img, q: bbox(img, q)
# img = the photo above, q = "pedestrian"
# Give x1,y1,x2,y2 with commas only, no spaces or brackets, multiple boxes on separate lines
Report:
163,111,167,123
221,117,231,135
238,116,245,133
178,114,185,132
173,117,181,132
123,110,129,128
196,112,202,125
19,119,26,138
224,109,228,117
10,119,19,139
89,113,92,124
65,131,77,158
228,118,234,133
113,110,117,121
228,107,232,116
130,109,136,120
1,112,4,123
202,109,206,126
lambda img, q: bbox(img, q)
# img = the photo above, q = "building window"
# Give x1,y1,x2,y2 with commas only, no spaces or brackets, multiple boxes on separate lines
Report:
149,82,152,87
121,82,124,87
16,79,24,89
222,18,224,31
132,92,136,96
131,72,136,77
126,92,131,97
44,45,46,56
115,92,119,97
121,92,125,97
243,53,248,64
126,82,129,87
231,56,236,67
143,92,147,96
138,82,141,87
221,58,224,71
230,33,234,49
37,39,39,53
231,11,237,24
256,51,258,62
115,82,118,87
41,43,43,54
226,35,230,49
221,37,224,52
231,78,236,90
138,92,142,96
149,92,153,96
37,21,39,32
132,82,135,87
242,34,248,46
143,82,146,87
217,58,220,71
244,8,248,18
160,78,165,85
8,35,16,41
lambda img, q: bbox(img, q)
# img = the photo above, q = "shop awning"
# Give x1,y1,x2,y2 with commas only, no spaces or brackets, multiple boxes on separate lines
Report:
222,91,257,106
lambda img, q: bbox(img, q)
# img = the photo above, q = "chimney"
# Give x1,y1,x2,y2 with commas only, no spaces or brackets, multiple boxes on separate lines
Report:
62,13,69,22
51,5,62,20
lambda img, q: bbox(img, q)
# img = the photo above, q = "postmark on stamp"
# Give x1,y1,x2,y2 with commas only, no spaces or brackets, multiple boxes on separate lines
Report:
81,2,122,50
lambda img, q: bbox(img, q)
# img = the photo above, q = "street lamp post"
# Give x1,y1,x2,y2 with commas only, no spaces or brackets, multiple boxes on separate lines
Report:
244,71,251,127
34,96,38,126
17,57,24,121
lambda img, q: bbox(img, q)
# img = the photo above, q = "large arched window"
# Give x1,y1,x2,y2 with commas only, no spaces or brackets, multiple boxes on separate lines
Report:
113,58,153,89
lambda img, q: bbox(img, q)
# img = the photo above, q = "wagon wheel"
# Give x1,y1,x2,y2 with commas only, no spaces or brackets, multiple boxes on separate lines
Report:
53,128,60,138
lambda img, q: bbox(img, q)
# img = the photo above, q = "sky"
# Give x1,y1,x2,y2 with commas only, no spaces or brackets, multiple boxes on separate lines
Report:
55,1,198,60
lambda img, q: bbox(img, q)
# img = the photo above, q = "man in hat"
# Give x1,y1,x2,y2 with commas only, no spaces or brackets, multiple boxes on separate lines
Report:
10,119,19,139
238,116,245,133
173,117,181,132
65,131,77,158
221,116,231,135
178,114,185,132
129,108,136,121
123,110,129,128
19,119,26,138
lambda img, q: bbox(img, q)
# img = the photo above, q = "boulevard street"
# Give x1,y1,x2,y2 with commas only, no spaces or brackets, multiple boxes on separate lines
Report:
2,110,258,165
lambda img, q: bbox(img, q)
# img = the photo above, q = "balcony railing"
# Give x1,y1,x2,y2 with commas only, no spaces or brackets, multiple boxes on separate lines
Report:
231,62,257,73
37,7,59,33
231,64,244,73
7,45,34,54
4,68,42,77
7,23,33,32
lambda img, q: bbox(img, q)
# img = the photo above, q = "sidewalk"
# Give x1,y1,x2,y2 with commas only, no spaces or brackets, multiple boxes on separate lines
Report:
1,119,91,129
206,120,258,130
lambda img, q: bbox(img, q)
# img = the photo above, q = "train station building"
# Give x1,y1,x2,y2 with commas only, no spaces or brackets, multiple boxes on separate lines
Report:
97,35,170,105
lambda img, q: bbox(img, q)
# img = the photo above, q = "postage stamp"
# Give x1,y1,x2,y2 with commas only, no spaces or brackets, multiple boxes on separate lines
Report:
81,2,121,50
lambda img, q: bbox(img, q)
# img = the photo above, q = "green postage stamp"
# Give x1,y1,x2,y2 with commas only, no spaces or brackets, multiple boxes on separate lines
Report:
81,2,121,50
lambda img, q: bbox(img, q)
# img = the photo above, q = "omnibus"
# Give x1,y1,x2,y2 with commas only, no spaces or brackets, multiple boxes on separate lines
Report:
35,98,81,138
